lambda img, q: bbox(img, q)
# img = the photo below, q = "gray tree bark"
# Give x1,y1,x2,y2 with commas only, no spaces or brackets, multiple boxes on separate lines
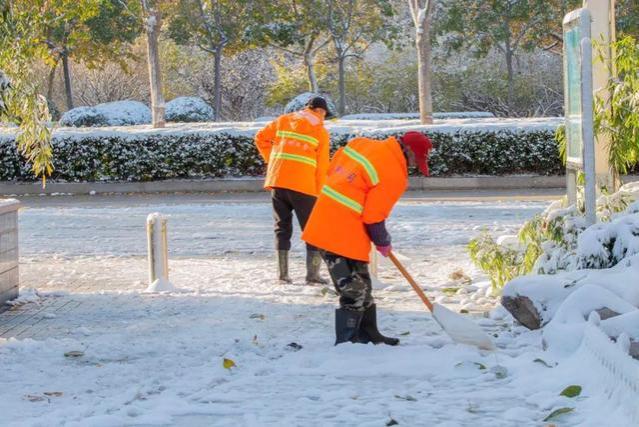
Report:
409,0,434,124
144,7,165,128
213,46,223,121
61,51,74,110
303,37,320,93
337,53,346,115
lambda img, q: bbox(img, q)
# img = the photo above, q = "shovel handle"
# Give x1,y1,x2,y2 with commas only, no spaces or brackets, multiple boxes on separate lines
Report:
389,251,434,312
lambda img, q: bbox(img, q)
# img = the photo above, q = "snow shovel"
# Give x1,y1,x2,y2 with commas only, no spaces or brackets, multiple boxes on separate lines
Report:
389,252,495,350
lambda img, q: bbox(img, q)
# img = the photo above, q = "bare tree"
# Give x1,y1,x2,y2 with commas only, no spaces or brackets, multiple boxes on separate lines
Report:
325,0,397,115
408,0,434,124
168,0,252,121
73,62,149,106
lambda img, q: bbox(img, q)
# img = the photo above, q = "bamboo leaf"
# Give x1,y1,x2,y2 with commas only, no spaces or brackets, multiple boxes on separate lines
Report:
543,407,574,422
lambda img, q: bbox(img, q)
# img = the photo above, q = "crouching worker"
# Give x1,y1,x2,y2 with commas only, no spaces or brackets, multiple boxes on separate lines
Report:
302,131,433,345
255,97,333,284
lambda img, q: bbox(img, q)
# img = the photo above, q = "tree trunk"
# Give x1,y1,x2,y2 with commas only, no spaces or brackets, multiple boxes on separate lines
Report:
337,53,346,116
303,37,319,93
46,62,58,102
145,9,165,128
415,6,434,124
213,46,223,121
505,47,514,113
61,51,74,110
304,56,319,93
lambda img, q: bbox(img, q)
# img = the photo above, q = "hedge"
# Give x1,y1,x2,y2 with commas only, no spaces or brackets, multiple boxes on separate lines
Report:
0,122,563,182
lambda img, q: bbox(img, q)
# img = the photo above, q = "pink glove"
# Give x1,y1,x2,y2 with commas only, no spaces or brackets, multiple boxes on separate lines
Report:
376,244,392,257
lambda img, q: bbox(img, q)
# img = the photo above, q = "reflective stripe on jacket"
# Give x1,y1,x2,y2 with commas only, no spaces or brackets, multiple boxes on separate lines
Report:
302,136,408,262
254,108,330,196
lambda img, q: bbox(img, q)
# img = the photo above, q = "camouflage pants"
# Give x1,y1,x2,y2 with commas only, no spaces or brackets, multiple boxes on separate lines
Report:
321,251,374,312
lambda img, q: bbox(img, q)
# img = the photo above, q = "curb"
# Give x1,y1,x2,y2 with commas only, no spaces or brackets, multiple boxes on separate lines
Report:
0,176,572,196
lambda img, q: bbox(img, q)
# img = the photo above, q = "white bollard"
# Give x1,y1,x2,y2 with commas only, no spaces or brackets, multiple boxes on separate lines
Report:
146,213,174,292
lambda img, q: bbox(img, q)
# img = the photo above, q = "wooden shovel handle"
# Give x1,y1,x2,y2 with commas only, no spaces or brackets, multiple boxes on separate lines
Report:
389,251,434,312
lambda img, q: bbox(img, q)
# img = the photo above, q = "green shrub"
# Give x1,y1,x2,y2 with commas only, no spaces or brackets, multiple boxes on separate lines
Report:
0,123,563,182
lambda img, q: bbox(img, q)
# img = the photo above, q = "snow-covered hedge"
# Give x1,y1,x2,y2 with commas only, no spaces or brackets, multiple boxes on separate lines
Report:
284,92,337,116
60,101,151,127
165,97,214,122
0,120,562,181
341,112,495,120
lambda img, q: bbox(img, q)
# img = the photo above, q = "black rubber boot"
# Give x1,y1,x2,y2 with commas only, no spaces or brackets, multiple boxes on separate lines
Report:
334,308,364,345
305,251,328,284
360,304,399,346
277,250,292,283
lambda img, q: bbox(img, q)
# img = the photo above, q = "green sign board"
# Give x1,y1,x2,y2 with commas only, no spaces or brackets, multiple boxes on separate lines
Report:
562,8,597,225
563,9,591,168
564,23,583,165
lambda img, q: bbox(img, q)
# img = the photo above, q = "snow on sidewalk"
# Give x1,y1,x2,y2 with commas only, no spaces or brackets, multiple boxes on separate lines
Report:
0,198,612,426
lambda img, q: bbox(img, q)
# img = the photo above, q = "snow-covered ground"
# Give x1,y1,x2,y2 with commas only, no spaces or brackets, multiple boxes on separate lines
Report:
0,194,628,426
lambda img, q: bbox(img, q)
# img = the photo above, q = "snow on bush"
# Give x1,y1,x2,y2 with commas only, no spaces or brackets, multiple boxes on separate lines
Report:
165,97,214,123
471,183,639,292
577,201,639,269
341,112,495,120
60,101,151,127
0,119,562,181
532,184,639,274
284,92,337,116
59,106,107,127
503,255,639,354
497,183,639,354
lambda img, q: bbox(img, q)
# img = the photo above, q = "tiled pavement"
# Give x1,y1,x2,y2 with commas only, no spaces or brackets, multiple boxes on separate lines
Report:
0,297,82,340
0,257,149,340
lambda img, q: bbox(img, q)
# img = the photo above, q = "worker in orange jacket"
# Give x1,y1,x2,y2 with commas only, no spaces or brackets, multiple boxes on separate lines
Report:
255,97,332,284
302,131,433,345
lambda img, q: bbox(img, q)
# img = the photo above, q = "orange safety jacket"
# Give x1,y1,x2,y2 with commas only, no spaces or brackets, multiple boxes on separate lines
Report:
254,108,330,197
302,136,408,262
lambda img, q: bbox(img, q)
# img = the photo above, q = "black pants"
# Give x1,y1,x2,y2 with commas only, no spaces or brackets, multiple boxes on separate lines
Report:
272,187,318,251
321,251,374,312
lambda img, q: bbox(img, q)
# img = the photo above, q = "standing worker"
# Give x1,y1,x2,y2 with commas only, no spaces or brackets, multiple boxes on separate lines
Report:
302,131,433,345
255,97,333,284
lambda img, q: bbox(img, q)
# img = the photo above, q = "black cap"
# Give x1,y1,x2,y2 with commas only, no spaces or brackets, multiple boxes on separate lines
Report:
305,96,334,119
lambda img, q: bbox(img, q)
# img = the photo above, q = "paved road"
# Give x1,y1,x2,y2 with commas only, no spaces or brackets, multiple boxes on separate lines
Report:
13,188,564,209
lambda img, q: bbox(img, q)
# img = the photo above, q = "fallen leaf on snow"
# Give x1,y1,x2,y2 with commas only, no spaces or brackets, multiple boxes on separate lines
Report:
449,268,471,284
394,394,417,402
64,351,84,358
223,358,236,370
533,358,556,368
44,392,63,397
286,342,303,351
543,407,574,422
559,385,582,398
441,287,460,296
